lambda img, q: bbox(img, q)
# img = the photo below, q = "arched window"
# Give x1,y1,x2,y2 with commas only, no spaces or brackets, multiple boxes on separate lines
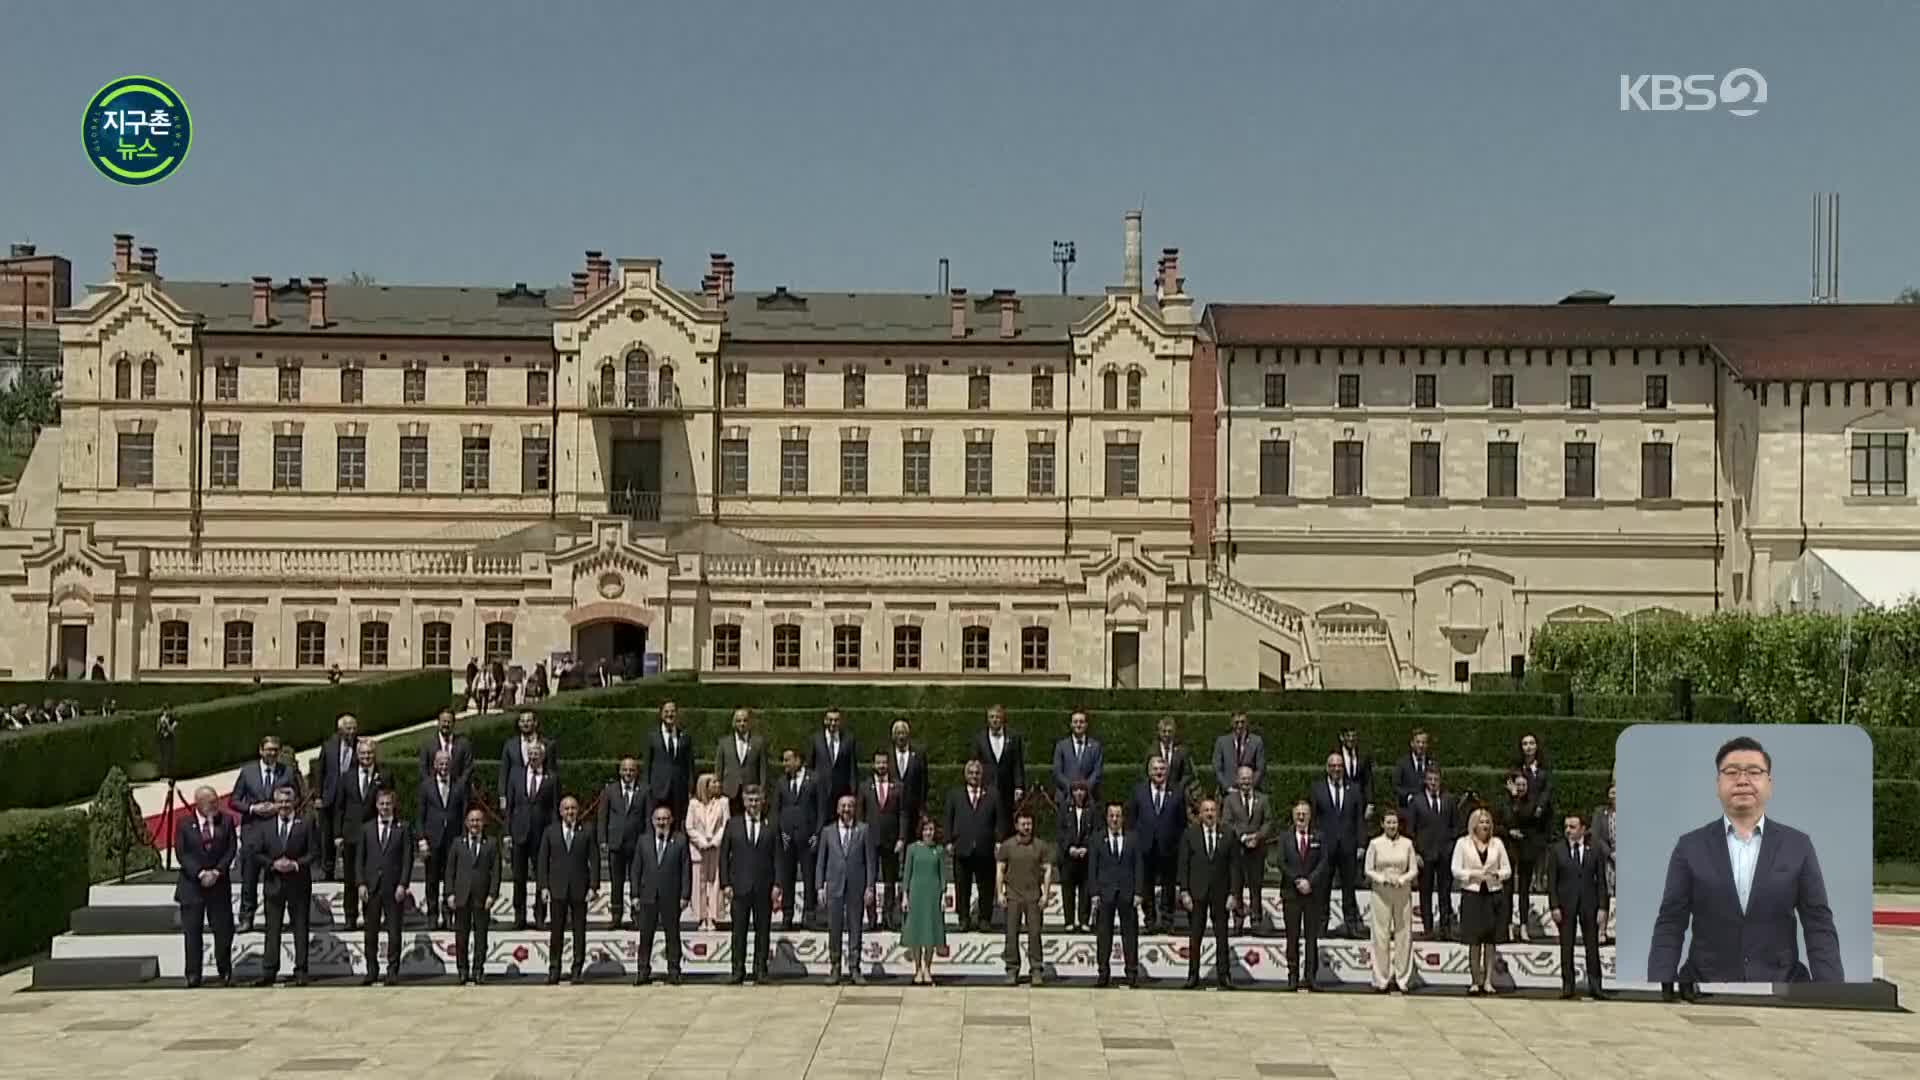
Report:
1101,369,1118,410
1125,369,1142,410
598,362,616,407
113,356,132,399
658,363,675,407
294,620,326,668
139,357,158,400
624,349,650,407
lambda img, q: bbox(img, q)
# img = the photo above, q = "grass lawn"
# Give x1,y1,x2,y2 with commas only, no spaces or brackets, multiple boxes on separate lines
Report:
1875,861,1920,892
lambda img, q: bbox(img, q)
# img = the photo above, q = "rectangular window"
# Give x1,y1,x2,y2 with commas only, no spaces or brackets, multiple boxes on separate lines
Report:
1645,373,1669,410
779,438,809,494
336,435,367,491
968,373,991,410
399,435,429,491
711,625,742,670
482,621,513,663
359,622,389,668
1491,373,1515,409
1125,371,1142,410
832,625,862,671
116,433,155,489
772,624,801,670
903,439,931,495
403,367,426,404
422,621,453,667
1103,372,1119,411
272,434,302,490
1026,441,1055,496
297,622,327,670
1641,442,1674,499
1020,627,1049,672
1333,439,1365,497
1104,443,1140,496
522,436,551,493
783,369,806,408
1337,372,1361,409
1413,373,1437,409
1258,439,1290,496
839,439,869,495
960,626,991,672
1569,373,1592,409
340,368,363,404
722,369,746,408
223,621,253,669
905,368,928,409
1487,440,1519,498
1030,370,1054,409
461,437,490,492
719,438,749,494
277,365,301,403
465,369,488,406
964,440,992,495
892,625,922,671
214,364,238,401
158,620,189,668
1851,432,1909,497
1564,441,1598,499
1263,371,1287,408
140,360,157,400
842,370,865,408
526,369,550,407
209,434,240,489
1409,440,1442,498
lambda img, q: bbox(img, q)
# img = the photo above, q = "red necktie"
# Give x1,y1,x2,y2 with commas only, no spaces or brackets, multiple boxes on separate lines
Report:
1298,832,1307,862
202,818,215,849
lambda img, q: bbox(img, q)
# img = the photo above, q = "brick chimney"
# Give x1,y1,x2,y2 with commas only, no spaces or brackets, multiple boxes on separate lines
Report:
949,288,968,338
720,259,736,301
571,271,589,306
137,246,158,275
112,233,135,276
584,250,605,292
307,277,329,328
708,253,727,296
1158,248,1193,326
250,276,272,327
994,288,1019,338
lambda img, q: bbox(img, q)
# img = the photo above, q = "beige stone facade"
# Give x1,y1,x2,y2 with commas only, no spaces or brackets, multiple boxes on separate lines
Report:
2,230,1916,689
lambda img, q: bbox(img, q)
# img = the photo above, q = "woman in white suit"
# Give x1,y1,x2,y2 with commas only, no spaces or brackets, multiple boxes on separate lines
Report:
1364,809,1419,992
1451,807,1512,996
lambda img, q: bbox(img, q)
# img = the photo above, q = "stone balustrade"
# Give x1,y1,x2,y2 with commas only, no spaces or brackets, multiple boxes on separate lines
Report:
1204,566,1306,634
703,552,1073,584
147,547,530,580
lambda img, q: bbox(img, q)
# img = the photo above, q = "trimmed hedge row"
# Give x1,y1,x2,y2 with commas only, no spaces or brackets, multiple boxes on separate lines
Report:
0,809,90,965
0,671,452,811
0,679,288,713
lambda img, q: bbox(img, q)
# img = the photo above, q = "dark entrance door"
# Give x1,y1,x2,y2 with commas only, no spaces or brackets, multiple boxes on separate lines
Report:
1110,630,1140,689
575,621,649,680
59,624,88,679
609,438,663,520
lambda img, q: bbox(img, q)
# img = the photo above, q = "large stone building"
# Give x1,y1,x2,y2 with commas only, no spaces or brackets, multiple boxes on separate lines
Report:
2,222,1916,688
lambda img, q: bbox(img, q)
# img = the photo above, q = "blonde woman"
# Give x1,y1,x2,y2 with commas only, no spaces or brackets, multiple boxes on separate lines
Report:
1451,807,1512,995
1364,809,1419,992
685,774,730,930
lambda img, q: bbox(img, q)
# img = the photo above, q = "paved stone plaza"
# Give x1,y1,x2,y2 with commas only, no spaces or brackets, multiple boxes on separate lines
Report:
2,930,1915,1080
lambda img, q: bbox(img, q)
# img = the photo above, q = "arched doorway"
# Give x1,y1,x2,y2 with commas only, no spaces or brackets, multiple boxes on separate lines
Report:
574,619,648,680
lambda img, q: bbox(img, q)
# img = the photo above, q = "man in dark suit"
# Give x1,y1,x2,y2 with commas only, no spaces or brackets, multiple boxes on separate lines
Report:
229,734,302,932
859,751,908,930
886,719,929,845
537,795,600,984
598,756,649,930
1211,711,1266,792
1334,729,1375,815
944,758,1002,932
1220,764,1272,934
629,805,691,985
816,794,880,984
971,704,1025,840
1547,812,1610,1000
327,739,385,931
498,710,556,814
773,749,821,930
809,708,859,826
1309,752,1365,937
1178,798,1239,989
251,785,315,986
1277,800,1327,990
1649,736,1843,987
444,808,499,984
648,701,695,827
1391,729,1434,810
719,785,780,983
417,708,474,786
1127,756,1187,932
506,741,559,929
175,786,236,988
357,789,414,986
716,708,769,818
1088,801,1142,988
1056,782,1099,932
1406,766,1457,939
1051,709,1104,806
416,748,469,930
1150,715,1196,795
314,714,359,880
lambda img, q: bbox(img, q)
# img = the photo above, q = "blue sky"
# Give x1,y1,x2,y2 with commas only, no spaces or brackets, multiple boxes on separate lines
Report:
4,1,1917,303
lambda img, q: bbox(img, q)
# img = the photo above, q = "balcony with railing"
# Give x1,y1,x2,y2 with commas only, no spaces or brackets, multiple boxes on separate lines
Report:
586,379,684,415
702,552,1074,585
147,547,533,582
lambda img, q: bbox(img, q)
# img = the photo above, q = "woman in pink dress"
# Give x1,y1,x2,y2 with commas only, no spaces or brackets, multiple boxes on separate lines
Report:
686,773,730,930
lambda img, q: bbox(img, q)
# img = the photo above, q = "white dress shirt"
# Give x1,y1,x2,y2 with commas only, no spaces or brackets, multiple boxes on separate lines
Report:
1726,816,1766,913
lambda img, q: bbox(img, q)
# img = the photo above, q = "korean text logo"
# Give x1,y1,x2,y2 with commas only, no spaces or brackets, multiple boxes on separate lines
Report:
1619,68,1767,117
82,76,193,186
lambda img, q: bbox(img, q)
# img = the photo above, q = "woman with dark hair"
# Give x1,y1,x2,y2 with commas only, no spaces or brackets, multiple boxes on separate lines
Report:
1499,770,1548,942
1513,733,1554,817
901,816,948,985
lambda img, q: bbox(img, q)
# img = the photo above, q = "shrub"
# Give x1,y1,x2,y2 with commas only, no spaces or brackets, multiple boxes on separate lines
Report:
0,809,90,964
88,766,158,882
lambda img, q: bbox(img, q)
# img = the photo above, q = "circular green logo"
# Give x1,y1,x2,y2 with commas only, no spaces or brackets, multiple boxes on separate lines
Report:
82,76,192,186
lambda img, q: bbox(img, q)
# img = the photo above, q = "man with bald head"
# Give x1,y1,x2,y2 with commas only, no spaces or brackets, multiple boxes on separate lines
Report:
538,795,600,984
599,756,648,930
175,785,236,987
716,707,769,818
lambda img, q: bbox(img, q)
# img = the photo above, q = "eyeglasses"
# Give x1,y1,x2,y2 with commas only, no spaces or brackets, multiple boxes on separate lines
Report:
1719,765,1770,780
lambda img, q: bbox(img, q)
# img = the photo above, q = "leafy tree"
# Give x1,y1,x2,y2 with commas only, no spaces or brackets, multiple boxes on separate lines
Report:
8,369,57,431
1897,286,1919,304
88,766,158,881
344,270,377,286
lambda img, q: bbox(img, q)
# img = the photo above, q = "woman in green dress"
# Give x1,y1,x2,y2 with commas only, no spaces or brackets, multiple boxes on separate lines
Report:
900,816,948,985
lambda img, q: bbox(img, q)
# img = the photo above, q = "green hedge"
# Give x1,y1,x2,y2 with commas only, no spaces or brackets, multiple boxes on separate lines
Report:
0,809,90,965
0,671,451,811
0,680,287,712
1469,671,1572,695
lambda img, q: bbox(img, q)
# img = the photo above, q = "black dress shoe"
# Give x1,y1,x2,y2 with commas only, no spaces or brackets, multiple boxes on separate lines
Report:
849,973,865,986
633,971,650,986
1590,988,1613,1000
184,977,203,989
728,972,746,985
1183,976,1201,990
1560,990,1578,1000
1286,977,1299,991
667,971,682,986
380,975,397,987
472,974,486,986
1661,984,1679,1002
1216,979,1233,991
237,919,255,934
570,968,583,984
292,975,310,987
1094,974,1111,988
252,975,275,988
545,971,561,985
359,974,377,987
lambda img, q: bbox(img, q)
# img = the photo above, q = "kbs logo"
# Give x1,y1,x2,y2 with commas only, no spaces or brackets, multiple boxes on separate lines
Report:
1619,68,1767,117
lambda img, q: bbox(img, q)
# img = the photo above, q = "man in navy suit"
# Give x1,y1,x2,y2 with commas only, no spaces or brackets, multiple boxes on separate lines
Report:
1051,709,1104,805
1309,752,1365,937
1547,812,1610,1000
647,702,695,827
175,786,237,988
809,707,860,827
1649,736,1843,987
1276,800,1327,991
1127,756,1187,933
229,734,301,932
1088,801,1142,988
971,705,1025,841
250,785,315,986
417,708,474,786
719,785,781,984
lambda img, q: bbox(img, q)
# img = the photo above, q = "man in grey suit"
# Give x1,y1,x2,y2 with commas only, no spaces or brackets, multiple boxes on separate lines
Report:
1220,764,1273,934
1211,711,1266,793
630,805,693,985
716,708,769,817
598,757,649,931
444,808,500,984
815,794,879,985
1649,736,1843,987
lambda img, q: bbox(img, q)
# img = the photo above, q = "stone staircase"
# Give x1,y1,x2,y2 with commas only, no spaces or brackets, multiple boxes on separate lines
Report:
1203,566,1315,687
1312,618,1402,690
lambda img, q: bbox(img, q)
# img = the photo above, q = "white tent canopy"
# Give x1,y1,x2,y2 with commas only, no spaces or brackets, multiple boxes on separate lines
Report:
1781,548,1920,614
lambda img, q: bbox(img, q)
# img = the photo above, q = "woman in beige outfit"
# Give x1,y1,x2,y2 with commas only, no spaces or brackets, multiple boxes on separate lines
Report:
685,774,730,930
1364,809,1419,992
1451,808,1513,995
